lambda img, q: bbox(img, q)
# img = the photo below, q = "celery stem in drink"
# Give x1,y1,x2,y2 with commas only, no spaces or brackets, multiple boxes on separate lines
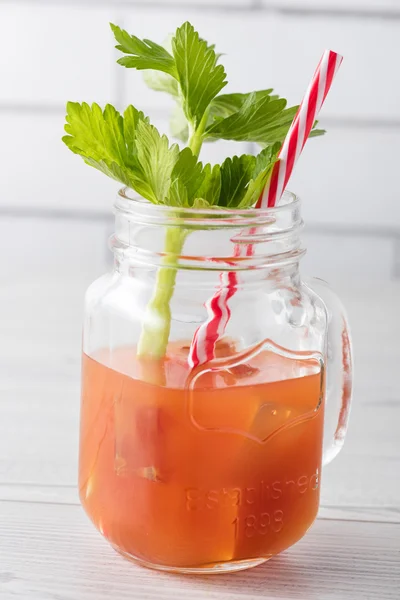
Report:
137,226,187,359
138,112,209,359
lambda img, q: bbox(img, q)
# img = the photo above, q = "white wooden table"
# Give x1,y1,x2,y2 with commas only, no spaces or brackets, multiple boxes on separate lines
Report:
1,277,399,599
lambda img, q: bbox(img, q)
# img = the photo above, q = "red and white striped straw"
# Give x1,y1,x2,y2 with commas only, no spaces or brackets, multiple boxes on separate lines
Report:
188,50,343,369
260,50,343,209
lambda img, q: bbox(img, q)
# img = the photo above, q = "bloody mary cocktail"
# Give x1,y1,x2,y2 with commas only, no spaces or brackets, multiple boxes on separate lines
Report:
79,343,324,570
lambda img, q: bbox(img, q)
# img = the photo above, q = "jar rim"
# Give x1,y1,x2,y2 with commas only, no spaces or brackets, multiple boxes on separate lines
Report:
115,187,300,223
112,187,304,269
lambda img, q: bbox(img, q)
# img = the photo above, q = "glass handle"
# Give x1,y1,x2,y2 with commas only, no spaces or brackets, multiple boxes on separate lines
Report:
306,278,354,465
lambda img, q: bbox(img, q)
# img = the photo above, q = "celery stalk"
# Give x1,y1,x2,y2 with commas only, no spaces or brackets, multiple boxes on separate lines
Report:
137,114,207,359
137,226,187,359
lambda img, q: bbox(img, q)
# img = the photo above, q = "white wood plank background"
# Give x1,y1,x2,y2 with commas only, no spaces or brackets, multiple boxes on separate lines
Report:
0,277,399,598
262,0,400,11
0,3,119,106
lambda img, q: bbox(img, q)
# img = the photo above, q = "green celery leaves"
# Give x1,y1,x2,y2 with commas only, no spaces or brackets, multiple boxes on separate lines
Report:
217,144,280,209
63,102,178,205
171,22,227,128
110,24,178,78
206,94,288,143
112,22,227,131
133,121,180,204
64,21,327,211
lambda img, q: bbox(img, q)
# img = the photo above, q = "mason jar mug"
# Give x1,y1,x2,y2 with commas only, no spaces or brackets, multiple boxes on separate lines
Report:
79,189,353,573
